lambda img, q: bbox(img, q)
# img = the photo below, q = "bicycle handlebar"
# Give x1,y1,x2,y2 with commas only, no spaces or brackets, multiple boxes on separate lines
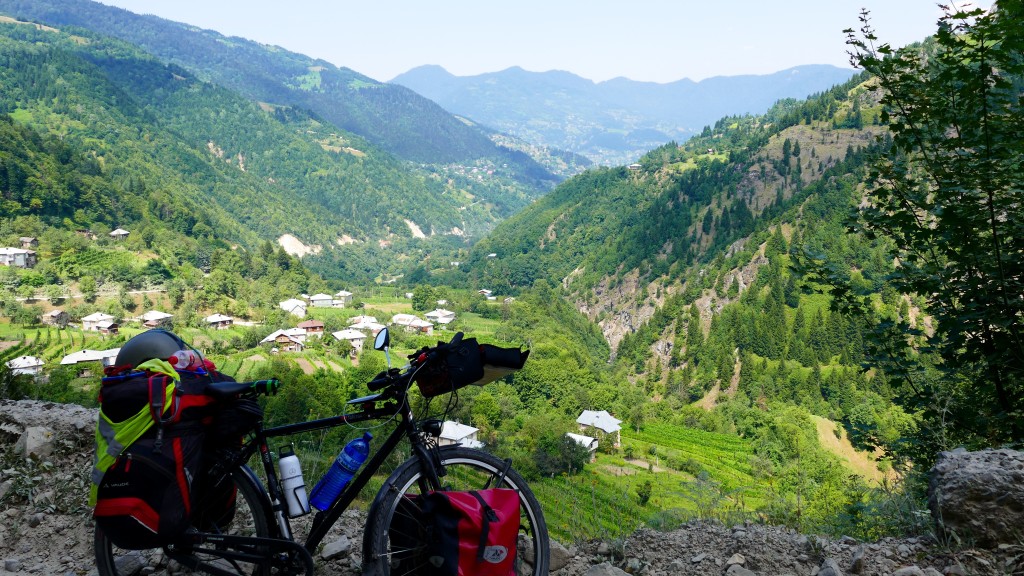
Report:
207,378,281,399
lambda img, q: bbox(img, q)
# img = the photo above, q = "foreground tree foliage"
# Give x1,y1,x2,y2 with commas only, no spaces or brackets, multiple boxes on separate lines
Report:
845,2,1024,455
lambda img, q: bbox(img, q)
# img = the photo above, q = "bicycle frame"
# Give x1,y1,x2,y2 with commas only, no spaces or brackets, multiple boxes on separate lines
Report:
238,379,443,556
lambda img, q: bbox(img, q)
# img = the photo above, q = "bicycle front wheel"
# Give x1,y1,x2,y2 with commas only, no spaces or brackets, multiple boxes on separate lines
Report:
94,466,272,576
363,445,549,576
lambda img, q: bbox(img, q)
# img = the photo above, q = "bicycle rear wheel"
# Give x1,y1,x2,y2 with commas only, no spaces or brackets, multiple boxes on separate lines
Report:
94,466,272,575
363,445,549,576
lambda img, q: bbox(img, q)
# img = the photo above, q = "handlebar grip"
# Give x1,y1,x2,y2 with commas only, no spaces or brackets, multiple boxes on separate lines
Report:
252,379,280,396
366,372,392,392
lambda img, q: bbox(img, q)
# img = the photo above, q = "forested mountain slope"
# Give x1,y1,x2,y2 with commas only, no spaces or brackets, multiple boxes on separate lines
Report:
468,73,878,342
457,73,925,475
0,0,561,187
0,16,531,280
392,64,858,165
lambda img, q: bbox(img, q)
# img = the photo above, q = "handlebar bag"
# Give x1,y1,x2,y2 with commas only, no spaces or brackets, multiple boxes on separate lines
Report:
415,340,530,398
415,338,485,397
389,488,520,576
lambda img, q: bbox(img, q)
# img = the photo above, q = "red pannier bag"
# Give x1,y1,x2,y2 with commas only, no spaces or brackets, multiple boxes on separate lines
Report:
390,488,521,576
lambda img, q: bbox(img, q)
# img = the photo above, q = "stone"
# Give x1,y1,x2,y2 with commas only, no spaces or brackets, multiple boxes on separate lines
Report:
549,539,574,572
850,546,865,574
892,567,925,576
584,562,629,576
0,480,12,501
320,536,351,560
898,544,911,557
928,448,1024,548
726,566,756,576
597,542,611,556
818,558,844,576
26,514,43,528
624,557,642,573
727,553,746,566
923,568,943,576
5,559,23,572
13,426,55,458
943,565,967,575
690,553,707,563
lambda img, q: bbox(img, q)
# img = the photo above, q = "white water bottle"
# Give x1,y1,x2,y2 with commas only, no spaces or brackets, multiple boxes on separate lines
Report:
278,445,311,517
168,349,204,371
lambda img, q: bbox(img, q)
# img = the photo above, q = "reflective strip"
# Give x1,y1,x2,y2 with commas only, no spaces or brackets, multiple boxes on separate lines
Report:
92,466,106,485
98,417,123,458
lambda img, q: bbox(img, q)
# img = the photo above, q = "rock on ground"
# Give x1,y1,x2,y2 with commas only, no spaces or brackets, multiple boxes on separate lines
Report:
929,447,1024,548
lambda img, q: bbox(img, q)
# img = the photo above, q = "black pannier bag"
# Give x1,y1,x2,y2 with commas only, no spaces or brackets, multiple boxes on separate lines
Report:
92,368,259,548
93,421,205,549
414,339,530,398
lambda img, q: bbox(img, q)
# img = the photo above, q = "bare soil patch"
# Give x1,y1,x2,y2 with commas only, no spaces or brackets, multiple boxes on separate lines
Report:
294,358,316,375
812,415,888,484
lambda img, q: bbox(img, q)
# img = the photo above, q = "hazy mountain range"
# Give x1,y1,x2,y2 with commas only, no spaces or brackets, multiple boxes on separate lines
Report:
392,64,858,165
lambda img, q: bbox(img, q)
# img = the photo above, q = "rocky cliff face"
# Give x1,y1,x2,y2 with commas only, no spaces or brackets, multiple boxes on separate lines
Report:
1,399,1021,576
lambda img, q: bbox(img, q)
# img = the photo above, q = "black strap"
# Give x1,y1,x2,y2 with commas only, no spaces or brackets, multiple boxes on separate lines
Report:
469,490,498,562
147,374,168,452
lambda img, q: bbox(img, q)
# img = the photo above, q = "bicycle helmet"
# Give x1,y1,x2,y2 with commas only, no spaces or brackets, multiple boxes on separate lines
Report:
114,328,195,368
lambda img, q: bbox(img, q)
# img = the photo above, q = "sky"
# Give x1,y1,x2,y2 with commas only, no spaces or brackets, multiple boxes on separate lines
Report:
96,0,991,84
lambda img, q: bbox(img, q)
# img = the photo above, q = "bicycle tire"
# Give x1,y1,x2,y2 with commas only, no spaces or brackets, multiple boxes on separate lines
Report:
95,466,273,576
363,445,550,576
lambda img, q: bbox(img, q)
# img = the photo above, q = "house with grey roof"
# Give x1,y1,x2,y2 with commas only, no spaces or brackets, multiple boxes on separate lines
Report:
577,410,622,447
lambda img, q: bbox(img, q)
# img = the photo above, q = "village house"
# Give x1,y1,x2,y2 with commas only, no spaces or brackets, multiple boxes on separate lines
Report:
566,432,599,461
0,247,37,268
425,308,456,326
308,293,333,308
260,328,306,345
272,333,304,353
478,289,493,297
439,421,483,449
109,228,130,241
334,290,354,306
348,315,378,326
42,309,69,327
204,313,233,330
391,313,433,335
332,328,366,355
19,237,37,249
297,319,325,338
577,410,623,448
139,310,173,328
279,298,307,318
6,355,44,377
96,320,119,335
82,312,115,332
60,348,120,376
349,319,386,336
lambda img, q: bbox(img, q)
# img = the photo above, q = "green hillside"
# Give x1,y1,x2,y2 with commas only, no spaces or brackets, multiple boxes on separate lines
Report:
0,17,544,281
0,0,563,187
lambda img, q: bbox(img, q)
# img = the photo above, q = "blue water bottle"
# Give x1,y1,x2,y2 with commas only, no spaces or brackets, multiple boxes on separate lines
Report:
309,432,372,511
